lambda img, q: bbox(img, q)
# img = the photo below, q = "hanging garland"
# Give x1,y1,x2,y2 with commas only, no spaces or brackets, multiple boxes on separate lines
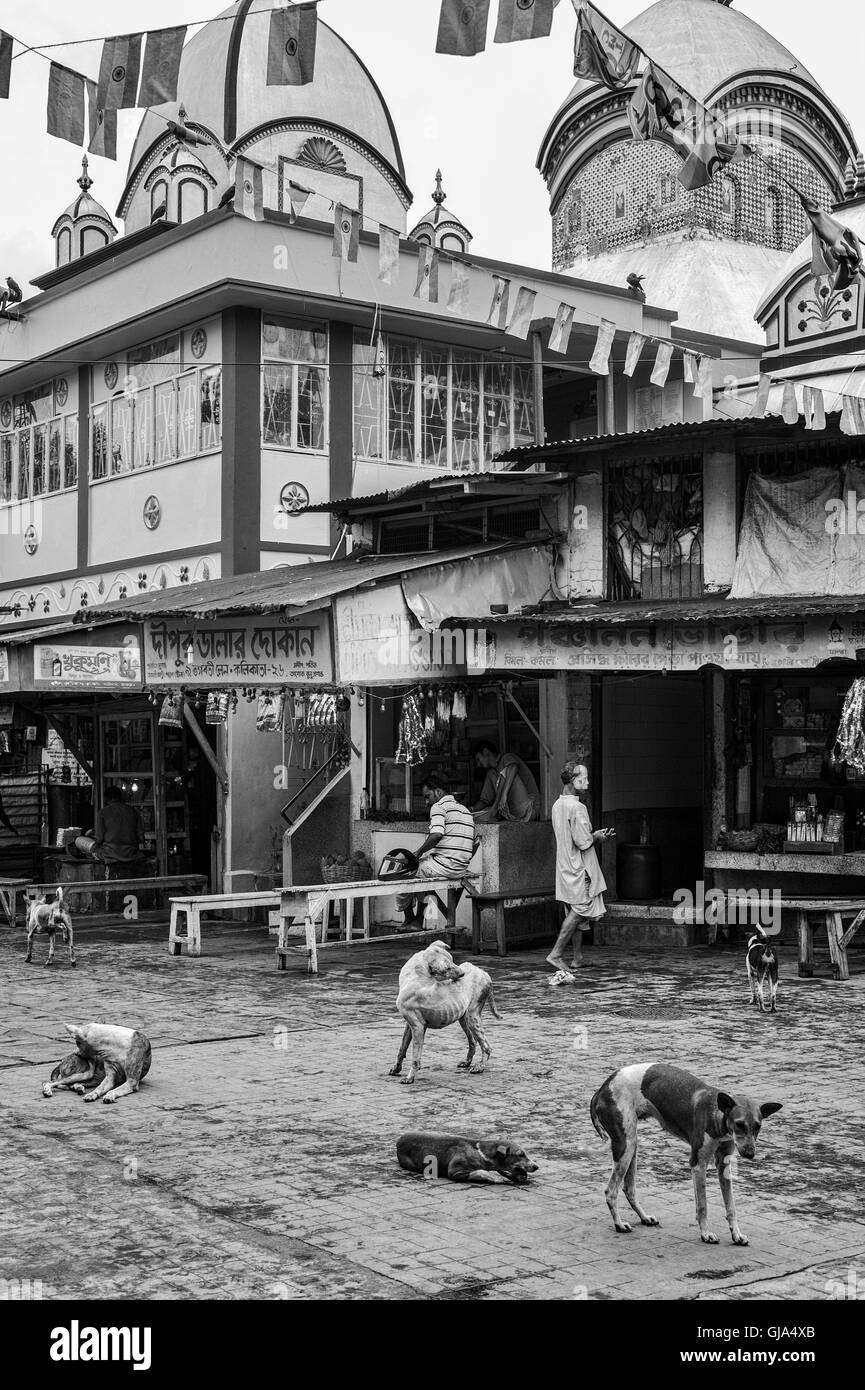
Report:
833,678,865,773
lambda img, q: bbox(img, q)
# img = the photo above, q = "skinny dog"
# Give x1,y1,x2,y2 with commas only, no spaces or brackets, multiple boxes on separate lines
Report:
42,1023,152,1104
389,941,501,1085
24,888,75,967
397,1132,538,1185
746,925,779,1013
590,1063,782,1245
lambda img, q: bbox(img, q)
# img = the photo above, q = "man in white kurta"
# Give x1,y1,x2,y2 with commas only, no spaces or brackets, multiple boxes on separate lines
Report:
549,763,613,973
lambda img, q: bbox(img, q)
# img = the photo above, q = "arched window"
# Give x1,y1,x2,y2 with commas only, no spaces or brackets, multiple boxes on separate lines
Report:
441,233,465,253
80,227,108,259
721,176,738,222
177,179,207,223
56,227,72,267
414,233,431,247
765,187,782,247
151,179,168,220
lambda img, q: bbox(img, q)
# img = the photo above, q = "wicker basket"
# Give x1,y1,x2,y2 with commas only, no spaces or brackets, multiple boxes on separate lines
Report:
320,859,373,884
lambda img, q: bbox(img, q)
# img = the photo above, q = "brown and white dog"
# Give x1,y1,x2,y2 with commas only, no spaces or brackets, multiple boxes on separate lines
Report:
24,888,75,967
389,941,501,1085
397,1132,538,1185
590,1063,782,1245
42,1023,152,1104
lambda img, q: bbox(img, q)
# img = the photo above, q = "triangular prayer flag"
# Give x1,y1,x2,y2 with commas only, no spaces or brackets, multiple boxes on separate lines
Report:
810,387,826,432
573,0,639,90
751,374,771,419
549,302,575,354
624,331,645,377
799,193,863,291
378,226,400,285
138,26,186,107
97,34,143,110
682,351,697,384
781,381,799,425
436,0,491,55
47,64,86,147
507,287,537,339
267,2,318,86
85,81,118,161
589,318,615,375
0,31,12,100
286,181,312,224
487,275,510,328
414,245,440,302
235,157,265,221
447,262,471,316
333,204,360,262
650,341,673,387
495,0,558,43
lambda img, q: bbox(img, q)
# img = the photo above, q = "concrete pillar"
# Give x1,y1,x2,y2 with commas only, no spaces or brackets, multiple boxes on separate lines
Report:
703,445,738,592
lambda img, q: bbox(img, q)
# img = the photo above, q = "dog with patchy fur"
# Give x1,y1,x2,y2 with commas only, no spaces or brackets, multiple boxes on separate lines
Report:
24,888,75,967
389,941,501,1085
746,925,779,1013
42,1023,152,1104
590,1063,782,1245
397,1132,538,1185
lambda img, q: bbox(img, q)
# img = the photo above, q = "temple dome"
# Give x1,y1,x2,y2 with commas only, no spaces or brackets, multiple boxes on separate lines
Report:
409,171,473,253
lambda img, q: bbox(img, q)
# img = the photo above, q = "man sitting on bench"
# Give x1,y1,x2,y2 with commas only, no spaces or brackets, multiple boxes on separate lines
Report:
73,786,146,871
396,773,475,931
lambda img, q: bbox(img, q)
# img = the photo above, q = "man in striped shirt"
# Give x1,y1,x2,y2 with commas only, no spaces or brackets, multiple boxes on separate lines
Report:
396,773,475,929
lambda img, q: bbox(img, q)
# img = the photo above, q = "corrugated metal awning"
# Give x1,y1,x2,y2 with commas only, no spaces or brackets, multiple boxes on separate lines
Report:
481,594,865,626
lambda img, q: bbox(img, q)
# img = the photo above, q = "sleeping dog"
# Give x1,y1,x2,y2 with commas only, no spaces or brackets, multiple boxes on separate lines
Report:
397,1131,538,1185
42,1023,152,1104
25,888,75,967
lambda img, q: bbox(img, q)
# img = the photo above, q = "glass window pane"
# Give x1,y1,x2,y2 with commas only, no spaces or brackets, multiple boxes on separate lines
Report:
263,317,327,364
110,398,133,475
451,352,479,472
32,424,47,496
132,388,153,469
388,341,416,463
297,366,325,450
17,431,30,498
482,359,512,464
422,349,448,467
127,337,181,388
155,381,177,464
262,365,294,446
177,372,198,456
48,420,62,492
91,406,107,480
1,436,12,501
64,417,78,489
513,364,535,450
353,338,383,459
199,368,222,451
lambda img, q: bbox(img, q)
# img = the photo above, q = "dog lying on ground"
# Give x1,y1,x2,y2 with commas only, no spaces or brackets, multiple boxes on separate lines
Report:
42,1023,152,1104
590,1063,782,1245
746,925,779,1013
24,888,75,967
388,941,501,1085
397,1131,538,1184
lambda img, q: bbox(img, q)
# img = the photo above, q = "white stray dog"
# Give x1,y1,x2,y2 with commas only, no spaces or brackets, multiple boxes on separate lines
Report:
42,1023,152,1104
25,888,75,967
388,941,501,1085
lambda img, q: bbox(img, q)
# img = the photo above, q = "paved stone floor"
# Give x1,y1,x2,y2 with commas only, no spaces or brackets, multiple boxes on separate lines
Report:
2,918,864,1302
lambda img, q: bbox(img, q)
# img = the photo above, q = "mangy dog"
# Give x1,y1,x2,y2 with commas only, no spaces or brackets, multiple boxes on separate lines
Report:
746,925,779,1013
42,1023,152,1104
24,888,75,967
397,1132,538,1185
590,1063,782,1245
389,941,501,1085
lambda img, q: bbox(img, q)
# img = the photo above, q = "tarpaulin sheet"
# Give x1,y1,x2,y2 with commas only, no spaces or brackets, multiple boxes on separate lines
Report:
401,546,553,631
729,466,865,598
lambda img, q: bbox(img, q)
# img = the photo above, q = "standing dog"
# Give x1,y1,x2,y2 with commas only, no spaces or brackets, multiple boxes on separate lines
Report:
746,925,779,1013
397,1132,538,1184
42,1023,152,1104
389,941,501,1085
24,888,75,967
590,1063,782,1245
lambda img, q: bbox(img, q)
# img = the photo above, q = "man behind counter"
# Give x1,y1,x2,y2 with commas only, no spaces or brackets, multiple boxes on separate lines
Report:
471,742,540,823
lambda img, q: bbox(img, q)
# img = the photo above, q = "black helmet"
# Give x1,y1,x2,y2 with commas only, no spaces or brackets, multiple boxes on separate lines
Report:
377,848,420,881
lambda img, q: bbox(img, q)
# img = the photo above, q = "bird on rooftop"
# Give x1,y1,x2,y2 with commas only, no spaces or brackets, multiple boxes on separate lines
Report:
0,275,22,315
626,272,646,301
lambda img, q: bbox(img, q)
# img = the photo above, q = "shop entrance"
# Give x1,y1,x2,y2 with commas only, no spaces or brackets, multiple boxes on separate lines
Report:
601,672,704,899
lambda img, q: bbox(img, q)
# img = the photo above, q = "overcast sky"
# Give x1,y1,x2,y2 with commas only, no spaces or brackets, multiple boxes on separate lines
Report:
1,1,862,288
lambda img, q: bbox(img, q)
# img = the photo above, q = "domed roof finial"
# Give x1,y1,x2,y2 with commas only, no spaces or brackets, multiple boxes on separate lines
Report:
433,169,446,206
77,155,93,195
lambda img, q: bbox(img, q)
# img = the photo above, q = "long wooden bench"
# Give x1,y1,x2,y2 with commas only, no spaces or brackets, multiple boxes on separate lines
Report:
169,891,282,957
27,874,208,916
777,897,865,981
469,889,558,956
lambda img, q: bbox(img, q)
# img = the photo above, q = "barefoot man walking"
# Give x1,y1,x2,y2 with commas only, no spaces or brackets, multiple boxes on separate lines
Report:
548,762,614,976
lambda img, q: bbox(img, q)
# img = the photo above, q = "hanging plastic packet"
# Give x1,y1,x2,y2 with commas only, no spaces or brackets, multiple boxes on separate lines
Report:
206,691,231,725
158,692,183,728
257,691,285,734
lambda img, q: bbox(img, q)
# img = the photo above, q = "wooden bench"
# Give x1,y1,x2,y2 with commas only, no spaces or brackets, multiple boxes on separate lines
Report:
169,891,282,957
0,877,32,928
777,897,865,981
468,889,558,956
276,874,475,975
27,874,208,916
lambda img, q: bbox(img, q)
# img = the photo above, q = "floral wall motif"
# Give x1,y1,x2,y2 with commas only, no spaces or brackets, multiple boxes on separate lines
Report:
0,555,220,625
785,274,862,344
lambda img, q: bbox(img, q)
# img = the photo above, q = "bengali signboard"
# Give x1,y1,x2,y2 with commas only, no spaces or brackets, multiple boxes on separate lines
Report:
473,615,865,673
143,610,333,687
34,639,142,689
334,583,470,685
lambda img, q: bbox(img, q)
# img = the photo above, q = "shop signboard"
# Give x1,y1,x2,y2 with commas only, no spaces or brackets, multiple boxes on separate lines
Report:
475,614,865,673
143,610,333,686
33,637,142,689
334,583,480,685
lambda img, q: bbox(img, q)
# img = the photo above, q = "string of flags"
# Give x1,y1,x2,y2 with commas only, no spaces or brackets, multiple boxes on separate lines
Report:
746,374,865,435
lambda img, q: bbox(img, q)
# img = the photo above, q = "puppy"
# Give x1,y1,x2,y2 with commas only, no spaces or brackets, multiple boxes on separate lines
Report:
25,888,75,967
746,925,779,1013
397,1132,538,1185
42,1023,152,1104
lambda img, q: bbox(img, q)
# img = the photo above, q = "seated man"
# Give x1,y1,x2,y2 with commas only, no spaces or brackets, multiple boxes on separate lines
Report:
396,773,475,930
74,786,145,868
471,742,540,823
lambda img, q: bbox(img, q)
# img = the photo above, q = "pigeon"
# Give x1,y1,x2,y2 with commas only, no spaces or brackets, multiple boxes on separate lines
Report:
218,186,236,210
626,272,646,301
0,275,23,314
150,203,167,224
